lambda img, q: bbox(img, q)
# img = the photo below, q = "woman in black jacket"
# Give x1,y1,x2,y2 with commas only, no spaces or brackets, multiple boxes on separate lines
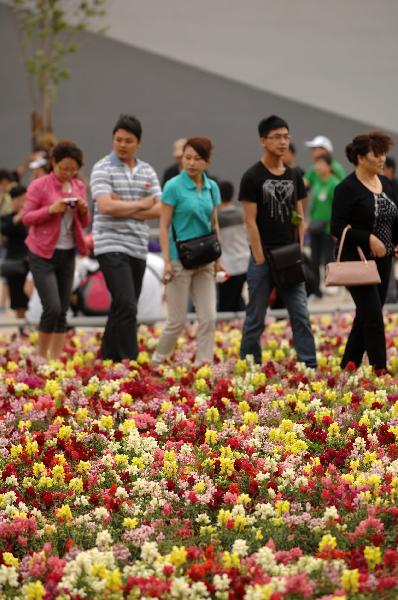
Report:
0,185,29,318
331,131,397,372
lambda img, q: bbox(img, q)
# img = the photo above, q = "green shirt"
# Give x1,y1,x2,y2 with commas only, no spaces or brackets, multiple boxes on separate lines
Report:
162,170,221,261
305,158,346,187
310,174,339,232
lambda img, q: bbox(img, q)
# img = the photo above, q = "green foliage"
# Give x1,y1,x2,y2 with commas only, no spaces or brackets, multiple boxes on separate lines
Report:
12,0,106,133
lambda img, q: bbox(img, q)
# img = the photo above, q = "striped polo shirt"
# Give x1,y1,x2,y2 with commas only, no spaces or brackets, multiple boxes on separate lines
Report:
90,151,161,259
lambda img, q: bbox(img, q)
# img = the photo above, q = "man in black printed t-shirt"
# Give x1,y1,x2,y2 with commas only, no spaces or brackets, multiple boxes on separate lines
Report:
239,115,316,367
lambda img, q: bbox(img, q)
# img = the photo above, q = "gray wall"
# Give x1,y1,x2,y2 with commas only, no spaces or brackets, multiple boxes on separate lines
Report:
1,3,396,192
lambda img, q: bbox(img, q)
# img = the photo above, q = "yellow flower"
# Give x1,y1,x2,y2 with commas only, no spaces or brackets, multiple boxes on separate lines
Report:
10,444,23,458
75,407,88,424
120,392,133,405
318,534,337,552
58,425,72,440
100,415,113,430
205,429,218,445
275,500,290,515
222,551,240,568
243,411,258,425
105,568,122,591
123,517,138,529
341,569,359,594
194,481,206,494
238,400,250,413
51,464,65,484
56,504,73,523
69,477,84,493
196,365,212,379
217,509,232,526
3,552,19,567
168,546,187,567
234,514,247,530
23,581,45,600
205,407,220,423
364,545,382,570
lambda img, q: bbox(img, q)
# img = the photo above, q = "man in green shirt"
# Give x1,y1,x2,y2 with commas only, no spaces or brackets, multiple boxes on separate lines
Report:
307,155,339,298
304,135,345,188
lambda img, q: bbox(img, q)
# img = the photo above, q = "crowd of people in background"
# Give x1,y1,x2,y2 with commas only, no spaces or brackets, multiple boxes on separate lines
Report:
1,114,398,371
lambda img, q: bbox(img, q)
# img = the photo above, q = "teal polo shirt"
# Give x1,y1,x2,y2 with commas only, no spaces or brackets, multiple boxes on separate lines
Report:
162,170,221,261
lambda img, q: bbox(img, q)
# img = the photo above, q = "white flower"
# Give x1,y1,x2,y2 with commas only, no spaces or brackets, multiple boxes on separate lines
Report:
256,546,276,570
155,421,168,435
96,530,113,549
170,576,191,598
141,541,159,563
213,573,230,592
0,565,19,587
323,505,339,521
232,539,248,557
115,486,128,499
195,513,210,525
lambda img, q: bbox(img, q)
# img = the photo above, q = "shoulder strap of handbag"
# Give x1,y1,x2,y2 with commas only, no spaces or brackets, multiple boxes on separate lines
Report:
291,167,300,243
336,225,367,263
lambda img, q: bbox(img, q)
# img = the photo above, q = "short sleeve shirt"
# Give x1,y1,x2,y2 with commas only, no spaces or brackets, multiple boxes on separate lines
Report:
162,170,221,261
238,162,306,250
90,152,161,259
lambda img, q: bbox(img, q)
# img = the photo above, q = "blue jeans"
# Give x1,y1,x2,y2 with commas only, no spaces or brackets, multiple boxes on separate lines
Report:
240,257,317,367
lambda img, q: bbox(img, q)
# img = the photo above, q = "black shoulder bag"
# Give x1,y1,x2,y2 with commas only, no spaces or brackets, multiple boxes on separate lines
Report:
266,169,305,290
171,186,222,269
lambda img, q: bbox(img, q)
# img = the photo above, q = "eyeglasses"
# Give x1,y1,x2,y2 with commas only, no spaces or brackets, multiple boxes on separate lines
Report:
266,134,291,141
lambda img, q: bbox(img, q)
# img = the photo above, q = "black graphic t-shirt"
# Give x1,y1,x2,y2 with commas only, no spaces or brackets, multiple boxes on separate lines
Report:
238,162,306,250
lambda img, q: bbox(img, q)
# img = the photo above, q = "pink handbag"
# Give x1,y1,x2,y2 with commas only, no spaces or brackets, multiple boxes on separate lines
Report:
325,225,381,287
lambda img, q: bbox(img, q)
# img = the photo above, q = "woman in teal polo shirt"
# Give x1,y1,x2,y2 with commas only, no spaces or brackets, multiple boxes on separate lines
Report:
153,137,225,365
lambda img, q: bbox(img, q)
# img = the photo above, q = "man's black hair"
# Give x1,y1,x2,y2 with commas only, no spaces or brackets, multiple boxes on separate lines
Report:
258,115,289,138
113,114,142,140
219,181,234,203
0,169,11,181
10,184,27,199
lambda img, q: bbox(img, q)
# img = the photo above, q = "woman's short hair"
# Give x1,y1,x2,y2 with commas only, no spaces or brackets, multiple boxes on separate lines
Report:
51,140,84,168
184,137,213,162
346,131,394,165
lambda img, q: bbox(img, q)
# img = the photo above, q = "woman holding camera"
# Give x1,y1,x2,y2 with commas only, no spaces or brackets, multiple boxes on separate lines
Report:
331,131,397,372
23,140,89,359
153,137,224,366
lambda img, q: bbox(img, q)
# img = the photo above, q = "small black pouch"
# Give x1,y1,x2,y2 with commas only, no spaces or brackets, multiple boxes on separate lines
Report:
267,243,305,290
173,228,221,269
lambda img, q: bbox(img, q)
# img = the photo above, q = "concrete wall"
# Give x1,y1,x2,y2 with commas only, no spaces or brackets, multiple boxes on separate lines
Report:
1,2,396,193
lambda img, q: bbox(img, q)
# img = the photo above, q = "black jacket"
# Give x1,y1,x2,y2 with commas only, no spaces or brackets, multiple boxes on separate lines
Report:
331,173,398,261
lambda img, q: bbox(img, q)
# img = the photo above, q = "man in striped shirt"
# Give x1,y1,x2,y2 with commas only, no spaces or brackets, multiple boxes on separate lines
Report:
90,114,161,361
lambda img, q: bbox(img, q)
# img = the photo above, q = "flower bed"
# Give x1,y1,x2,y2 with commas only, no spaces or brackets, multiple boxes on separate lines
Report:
1,315,398,598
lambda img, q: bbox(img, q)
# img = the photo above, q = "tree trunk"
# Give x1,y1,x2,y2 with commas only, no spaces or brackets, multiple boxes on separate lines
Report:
31,110,55,151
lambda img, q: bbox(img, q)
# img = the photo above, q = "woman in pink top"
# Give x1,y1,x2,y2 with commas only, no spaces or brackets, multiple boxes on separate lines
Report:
23,140,89,358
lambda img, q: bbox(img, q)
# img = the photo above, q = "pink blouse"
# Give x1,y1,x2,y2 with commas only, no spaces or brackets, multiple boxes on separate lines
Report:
23,172,90,259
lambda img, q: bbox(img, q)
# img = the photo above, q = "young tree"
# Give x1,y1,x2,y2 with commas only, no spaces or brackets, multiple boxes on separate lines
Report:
12,0,106,150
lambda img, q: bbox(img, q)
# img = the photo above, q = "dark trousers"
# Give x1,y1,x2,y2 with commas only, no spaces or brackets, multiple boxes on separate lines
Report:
217,274,246,312
310,232,335,295
342,255,392,370
98,252,146,361
29,249,75,333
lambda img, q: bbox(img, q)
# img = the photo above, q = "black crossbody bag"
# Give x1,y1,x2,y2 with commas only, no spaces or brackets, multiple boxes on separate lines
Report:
266,169,305,290
171,186,222,269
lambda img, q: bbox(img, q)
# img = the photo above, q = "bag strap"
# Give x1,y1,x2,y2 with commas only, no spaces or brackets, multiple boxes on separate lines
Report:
291,167,301,244
171,180,217,243
336,225,367,263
